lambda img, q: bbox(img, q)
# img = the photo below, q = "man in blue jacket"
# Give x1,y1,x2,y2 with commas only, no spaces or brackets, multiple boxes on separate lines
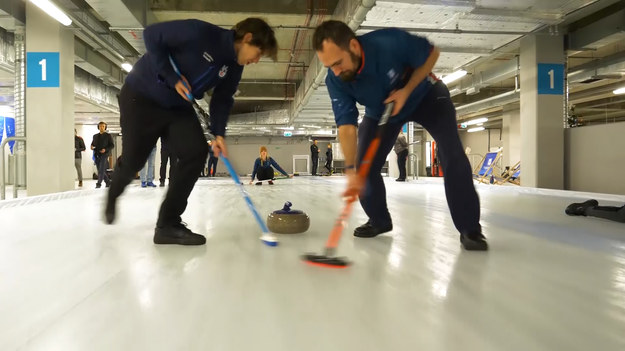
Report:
313,21,487,250
106,18,277,246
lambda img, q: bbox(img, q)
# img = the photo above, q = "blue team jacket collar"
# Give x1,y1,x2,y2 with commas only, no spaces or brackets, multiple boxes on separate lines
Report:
355,37,370,77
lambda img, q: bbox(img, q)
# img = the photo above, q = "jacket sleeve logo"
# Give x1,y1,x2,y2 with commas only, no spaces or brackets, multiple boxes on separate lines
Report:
218,65,228,78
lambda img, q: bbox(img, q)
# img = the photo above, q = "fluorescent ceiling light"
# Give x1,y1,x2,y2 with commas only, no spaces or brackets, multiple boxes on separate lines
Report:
121,63,133,73
467,126,485,133
30,0,72,26
302,124,321,129
613,87,625,95
466,117,488,126
277,126,294,130
441,70,467,85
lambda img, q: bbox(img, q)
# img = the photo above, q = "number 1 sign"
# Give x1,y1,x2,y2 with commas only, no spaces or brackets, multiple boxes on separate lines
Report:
537,63,564,95
26,52,60,88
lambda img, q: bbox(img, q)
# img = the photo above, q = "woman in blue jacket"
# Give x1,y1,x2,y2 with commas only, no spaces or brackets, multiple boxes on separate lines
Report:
249,146,291,185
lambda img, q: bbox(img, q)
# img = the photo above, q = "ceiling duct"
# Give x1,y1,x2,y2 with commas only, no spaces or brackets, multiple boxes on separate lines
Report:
291,0,376,124
455,90,519,116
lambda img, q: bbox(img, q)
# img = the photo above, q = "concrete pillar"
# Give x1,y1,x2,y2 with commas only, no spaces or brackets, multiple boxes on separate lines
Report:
25,2,75,195
502,107,521,168
520,34,565,189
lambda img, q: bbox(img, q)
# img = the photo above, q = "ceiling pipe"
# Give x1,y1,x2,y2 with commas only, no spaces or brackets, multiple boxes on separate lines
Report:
455,90,520,116
291,0,376,124
359,25,532,36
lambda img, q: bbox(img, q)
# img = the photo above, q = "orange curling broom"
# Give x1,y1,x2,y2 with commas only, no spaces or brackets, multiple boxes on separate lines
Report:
303,102,394,268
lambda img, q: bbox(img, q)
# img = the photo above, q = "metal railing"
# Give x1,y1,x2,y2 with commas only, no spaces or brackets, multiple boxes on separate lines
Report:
408,153,419,180
1,137,26,200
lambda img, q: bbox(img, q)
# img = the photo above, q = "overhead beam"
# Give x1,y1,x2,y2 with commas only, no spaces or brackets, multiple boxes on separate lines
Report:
567,7,625,50
0,0,24,24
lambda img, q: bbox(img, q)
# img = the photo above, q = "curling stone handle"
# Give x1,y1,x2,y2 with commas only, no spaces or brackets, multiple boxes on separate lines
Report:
282,201,292,212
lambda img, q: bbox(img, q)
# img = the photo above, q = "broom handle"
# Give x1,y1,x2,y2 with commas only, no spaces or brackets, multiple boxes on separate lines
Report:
323,103,394,251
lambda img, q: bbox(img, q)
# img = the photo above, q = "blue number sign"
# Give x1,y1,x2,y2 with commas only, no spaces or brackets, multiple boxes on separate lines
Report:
27,52,60,88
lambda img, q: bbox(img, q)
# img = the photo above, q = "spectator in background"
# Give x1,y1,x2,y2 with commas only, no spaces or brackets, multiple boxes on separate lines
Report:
207,140,219,177
140,146,157,187
159,138,175,187
90,122,114,188
75,129,86,187
310,139,319,175
394,130,408,181
325,143,333,175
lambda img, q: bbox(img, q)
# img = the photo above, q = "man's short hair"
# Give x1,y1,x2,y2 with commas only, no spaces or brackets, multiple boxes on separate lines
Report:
98,121,107,128
313,20,356,51
233,18,278,61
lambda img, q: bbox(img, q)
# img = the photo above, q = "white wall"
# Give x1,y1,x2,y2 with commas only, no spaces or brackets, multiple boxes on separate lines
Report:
459,128,503,170
565,122,625,195
225,136,323,177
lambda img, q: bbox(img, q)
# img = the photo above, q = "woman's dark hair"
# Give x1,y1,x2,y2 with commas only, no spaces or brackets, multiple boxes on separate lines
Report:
233,18,278,61
313,20,356,51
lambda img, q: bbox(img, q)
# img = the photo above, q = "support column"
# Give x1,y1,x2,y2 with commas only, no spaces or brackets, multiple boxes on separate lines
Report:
520,34,565,189
502,106,520,168
25,2,75,195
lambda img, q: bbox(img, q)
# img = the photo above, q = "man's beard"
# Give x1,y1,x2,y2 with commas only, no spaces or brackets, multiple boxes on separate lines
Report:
339,51,362,82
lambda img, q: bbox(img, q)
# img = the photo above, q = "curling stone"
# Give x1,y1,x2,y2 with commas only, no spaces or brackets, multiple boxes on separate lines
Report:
267,201,310,234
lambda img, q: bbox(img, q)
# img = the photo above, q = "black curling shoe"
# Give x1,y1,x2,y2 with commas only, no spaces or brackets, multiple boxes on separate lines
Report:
460,231,489,251
354,220,393,238
565,199,598,216
154,222,206,245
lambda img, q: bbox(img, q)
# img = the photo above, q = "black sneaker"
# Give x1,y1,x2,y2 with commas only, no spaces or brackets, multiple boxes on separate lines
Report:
396,178,406,182
565,199,598,216
159,181,165,187
460,231,489,251
96,183,102,188
354,221,393,238
268,180,274,185
154,222,206,245
255,182,262,186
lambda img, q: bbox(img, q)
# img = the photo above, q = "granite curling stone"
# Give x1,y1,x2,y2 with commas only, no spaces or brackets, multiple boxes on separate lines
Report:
267,201,310,234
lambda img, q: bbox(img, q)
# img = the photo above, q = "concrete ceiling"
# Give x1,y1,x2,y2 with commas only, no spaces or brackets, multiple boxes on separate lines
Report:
1,0,625,134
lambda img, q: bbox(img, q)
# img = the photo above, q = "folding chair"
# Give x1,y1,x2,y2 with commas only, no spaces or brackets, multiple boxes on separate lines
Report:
472,150,503,184
496,161,520,185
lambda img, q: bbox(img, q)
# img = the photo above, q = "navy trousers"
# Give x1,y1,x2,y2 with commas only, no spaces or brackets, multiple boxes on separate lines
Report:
357,81,481,235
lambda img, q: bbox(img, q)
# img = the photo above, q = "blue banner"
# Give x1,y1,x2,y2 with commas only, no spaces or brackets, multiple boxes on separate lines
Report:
0,117,4,146
4,117,15,154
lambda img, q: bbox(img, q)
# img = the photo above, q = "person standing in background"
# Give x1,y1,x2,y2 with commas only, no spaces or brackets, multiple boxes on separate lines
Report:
159,138,175,187
91,122,114,188
207,140,219,177
74,129,86,187
394,130,408,181
325,143,333,175
140,146,157,187
310,139,319,176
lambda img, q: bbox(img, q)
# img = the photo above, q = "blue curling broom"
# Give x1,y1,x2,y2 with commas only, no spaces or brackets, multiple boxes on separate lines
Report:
169,55,278,247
